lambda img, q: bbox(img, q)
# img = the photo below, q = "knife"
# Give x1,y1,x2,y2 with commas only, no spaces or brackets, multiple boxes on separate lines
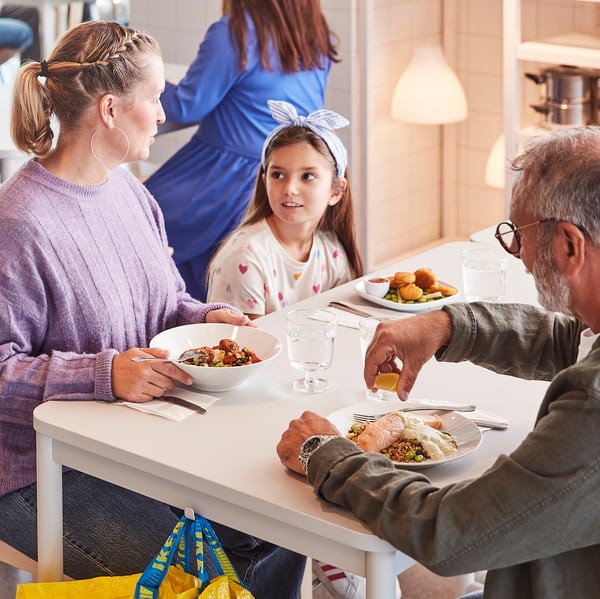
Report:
162,396,207,414
328,301,397,320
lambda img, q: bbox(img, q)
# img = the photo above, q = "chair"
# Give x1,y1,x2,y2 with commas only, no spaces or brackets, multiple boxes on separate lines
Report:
0,539,78,583
0,540,38,578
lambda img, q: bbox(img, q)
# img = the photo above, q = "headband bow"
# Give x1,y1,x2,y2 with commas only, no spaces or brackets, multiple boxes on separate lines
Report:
261,100,349,177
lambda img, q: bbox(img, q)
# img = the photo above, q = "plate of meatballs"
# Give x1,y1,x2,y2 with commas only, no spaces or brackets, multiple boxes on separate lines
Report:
355,267,460,313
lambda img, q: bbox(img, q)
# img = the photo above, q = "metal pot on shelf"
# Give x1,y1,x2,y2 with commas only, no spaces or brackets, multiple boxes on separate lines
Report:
525,64,600,128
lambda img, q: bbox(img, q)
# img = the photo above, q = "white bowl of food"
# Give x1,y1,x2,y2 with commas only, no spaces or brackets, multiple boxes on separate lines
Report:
150,323,281,392
363,276,391,298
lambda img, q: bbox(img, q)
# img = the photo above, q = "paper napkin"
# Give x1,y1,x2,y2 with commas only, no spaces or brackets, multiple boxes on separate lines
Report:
118,387,219,422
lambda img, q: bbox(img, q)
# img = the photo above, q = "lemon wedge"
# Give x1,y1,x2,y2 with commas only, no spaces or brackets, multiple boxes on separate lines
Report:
374,372,399,391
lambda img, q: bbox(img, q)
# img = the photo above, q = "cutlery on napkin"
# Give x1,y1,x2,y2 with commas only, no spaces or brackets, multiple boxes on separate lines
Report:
118,386,219,421
464,409,509,430
328,301,414,328
329,301,401,319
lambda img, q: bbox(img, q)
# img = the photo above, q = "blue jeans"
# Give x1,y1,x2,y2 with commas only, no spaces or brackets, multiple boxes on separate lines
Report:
0,471,305,597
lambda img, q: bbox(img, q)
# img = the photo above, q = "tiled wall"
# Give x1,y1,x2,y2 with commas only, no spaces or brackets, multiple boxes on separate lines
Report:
456,0,600,248
365,0,446,267
129,0,600,272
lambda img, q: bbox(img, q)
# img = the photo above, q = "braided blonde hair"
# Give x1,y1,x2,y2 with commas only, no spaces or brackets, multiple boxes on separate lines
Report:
11,20,161,156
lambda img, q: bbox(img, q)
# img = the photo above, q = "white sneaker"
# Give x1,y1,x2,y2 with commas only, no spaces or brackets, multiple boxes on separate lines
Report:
312,560,401,599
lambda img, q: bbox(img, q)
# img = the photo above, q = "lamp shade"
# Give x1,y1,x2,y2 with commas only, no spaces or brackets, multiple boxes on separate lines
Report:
485,134,506,189
391,45,468,124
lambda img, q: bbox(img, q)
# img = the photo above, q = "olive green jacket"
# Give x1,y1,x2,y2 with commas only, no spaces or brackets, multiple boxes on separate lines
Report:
308,302,600,599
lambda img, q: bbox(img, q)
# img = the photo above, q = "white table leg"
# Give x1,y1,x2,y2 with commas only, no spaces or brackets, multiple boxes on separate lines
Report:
36,432,63,581
301,557,313,599
366,551,397,598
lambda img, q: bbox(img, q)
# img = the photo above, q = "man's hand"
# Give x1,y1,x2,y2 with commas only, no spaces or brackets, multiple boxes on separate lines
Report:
364,310,452,401
277,411,340,475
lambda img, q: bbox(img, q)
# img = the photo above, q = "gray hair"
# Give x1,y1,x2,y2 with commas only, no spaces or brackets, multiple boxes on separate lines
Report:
511,126,600,245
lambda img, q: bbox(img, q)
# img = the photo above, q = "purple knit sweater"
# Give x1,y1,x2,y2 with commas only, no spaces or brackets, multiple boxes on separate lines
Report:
0,160,231,495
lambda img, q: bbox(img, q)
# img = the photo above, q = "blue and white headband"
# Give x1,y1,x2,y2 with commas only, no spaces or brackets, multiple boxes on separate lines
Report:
261,99,349,178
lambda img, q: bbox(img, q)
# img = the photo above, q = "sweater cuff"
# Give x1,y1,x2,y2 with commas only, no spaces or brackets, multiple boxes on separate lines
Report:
196,302,241,323
94,349,119,401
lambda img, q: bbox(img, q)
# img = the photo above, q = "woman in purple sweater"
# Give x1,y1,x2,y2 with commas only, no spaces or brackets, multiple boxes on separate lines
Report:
0,20,305,596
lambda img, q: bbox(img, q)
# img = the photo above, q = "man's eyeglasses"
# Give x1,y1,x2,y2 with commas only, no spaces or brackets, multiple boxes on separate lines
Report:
494,219,556,255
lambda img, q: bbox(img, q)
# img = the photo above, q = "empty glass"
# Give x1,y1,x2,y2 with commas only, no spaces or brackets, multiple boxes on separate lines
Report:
286,308,337,393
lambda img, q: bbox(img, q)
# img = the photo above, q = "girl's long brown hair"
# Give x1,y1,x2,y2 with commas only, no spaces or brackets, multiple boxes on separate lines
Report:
222,0,339,72
241,127,363,279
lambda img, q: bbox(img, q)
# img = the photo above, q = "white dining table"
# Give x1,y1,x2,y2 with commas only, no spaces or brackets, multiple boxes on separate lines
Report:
34,240,549,598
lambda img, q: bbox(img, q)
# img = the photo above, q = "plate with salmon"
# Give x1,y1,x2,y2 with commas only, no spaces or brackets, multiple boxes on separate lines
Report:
328,401,482,469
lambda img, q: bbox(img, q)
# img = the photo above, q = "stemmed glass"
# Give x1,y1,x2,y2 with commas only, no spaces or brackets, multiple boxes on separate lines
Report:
286,308,337,393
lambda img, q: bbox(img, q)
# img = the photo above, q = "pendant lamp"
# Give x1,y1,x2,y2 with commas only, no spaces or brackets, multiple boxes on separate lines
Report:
391,45,468,125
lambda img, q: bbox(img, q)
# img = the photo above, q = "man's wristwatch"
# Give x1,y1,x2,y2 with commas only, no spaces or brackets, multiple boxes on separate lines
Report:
299,435,337,473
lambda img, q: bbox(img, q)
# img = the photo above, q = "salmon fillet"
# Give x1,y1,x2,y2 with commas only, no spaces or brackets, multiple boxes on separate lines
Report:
356,412,405,452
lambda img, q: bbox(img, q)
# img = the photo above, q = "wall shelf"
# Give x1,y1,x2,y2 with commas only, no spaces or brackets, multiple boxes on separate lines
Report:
503,0,600,213
518,39,600,68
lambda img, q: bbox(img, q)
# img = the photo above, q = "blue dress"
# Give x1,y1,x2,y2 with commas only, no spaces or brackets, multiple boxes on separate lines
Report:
145,14,331,301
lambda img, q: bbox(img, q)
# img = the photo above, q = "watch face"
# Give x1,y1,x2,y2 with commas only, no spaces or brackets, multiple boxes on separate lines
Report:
304,436,322,452
300,436,336,473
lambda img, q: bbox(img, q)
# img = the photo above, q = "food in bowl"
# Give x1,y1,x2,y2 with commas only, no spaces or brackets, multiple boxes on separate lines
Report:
347,412,457,463
179,338,261,367
150,323,281,392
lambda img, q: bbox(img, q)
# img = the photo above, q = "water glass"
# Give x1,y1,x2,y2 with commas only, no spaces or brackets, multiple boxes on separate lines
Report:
461,246,508,302
359,317,396,401
286,308,337,393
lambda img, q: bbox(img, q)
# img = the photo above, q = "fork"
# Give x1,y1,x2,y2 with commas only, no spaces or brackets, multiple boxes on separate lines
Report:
353,402,475,423
131,356,189,364
353,408,464,423
353,410,508,430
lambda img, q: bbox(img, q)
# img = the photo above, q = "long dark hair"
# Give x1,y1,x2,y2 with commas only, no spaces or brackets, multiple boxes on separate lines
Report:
241,127,363,278
222,0,339,72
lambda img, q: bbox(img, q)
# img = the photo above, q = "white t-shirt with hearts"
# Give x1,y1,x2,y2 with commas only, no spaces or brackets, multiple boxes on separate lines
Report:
207,220,352,315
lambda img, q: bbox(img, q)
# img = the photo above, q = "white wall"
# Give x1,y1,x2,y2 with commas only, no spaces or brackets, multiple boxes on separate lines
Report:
129,0,600,272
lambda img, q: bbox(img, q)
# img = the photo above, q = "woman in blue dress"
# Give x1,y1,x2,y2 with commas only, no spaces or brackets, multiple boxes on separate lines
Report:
144,0,339,301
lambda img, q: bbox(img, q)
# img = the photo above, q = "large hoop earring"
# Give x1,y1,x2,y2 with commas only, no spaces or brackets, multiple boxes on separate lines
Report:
90,126,130,168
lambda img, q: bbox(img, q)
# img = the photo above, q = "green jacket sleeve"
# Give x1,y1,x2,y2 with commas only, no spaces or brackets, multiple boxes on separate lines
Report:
438,302,585,381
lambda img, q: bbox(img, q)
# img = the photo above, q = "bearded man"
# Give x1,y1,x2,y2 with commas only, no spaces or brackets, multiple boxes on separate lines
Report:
277,126,600,599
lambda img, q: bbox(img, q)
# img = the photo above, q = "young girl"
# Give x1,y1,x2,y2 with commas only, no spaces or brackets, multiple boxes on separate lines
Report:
207,100,363,318
208,100,382,599
144,0,340,301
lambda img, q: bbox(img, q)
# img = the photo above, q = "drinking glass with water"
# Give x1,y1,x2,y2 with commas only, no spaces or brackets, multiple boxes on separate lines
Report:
461,246,508,302
286,308,337,393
